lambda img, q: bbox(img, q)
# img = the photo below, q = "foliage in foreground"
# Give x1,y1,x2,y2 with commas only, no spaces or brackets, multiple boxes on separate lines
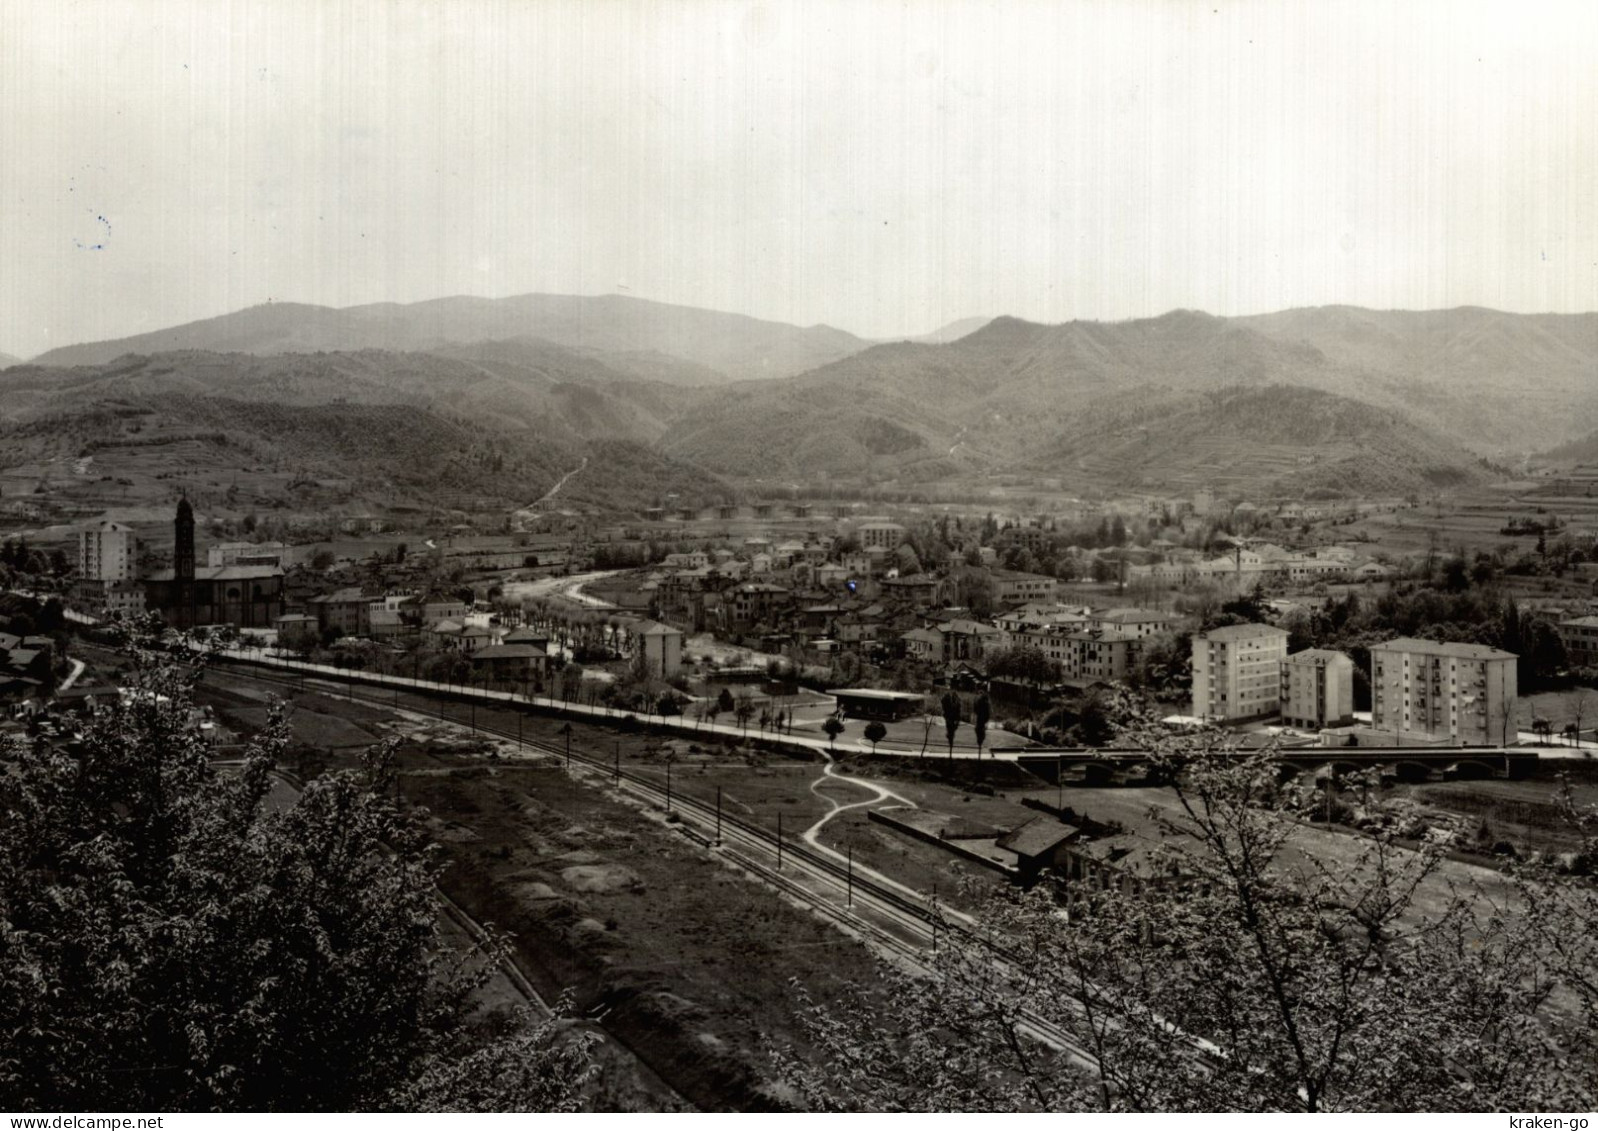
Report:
778,699,1598,1112
0,641,593,1111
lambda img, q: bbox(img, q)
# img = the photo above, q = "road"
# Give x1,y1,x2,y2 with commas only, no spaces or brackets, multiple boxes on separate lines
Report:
502,568,622,610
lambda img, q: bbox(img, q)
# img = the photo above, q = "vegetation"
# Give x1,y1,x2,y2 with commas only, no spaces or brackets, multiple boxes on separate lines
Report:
0,638,593,1111
777,699,1598,1112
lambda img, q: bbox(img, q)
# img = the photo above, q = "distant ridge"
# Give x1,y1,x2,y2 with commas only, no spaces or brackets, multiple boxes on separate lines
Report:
29,292,872,382
892,316,992,344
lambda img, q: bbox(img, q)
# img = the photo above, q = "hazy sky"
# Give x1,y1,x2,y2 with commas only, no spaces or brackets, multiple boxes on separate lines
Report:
2,0,1595,358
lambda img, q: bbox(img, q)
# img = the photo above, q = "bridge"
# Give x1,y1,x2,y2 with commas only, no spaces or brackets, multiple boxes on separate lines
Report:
1011,744,1541,786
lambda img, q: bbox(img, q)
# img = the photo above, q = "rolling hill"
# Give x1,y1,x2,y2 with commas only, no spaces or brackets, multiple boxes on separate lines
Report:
13,299,1595,506
0,352,19,369
0,351,728,513
29,293,870,382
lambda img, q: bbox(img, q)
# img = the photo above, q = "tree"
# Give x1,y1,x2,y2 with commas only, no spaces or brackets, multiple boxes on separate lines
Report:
734,693,756,734
972,693,991,758
777,707,1595,1112
0,642,592,1111
941,690,962,758
863,720,887,754
822,714,845,752
717,687,736,715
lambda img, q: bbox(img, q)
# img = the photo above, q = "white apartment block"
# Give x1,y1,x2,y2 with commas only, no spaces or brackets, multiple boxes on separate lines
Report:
1279,648,1355,729
1191,622,1290,722
77,521,138,581
857,521,906,551
1369,638,1518,746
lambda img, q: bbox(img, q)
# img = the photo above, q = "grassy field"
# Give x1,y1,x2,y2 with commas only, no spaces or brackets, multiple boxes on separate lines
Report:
400,755,888,1112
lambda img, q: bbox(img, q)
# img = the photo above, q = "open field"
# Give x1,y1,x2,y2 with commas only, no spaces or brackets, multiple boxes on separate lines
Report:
399,755,888,1112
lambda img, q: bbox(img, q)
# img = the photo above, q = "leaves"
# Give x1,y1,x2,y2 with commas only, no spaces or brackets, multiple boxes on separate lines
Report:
0,643,590,1111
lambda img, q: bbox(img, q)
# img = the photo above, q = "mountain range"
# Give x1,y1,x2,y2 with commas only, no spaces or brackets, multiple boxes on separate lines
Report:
5,294,1596,509
28,293,868,383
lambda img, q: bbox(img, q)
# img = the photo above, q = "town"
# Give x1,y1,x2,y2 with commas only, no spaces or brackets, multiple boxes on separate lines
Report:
5,0,1598,1117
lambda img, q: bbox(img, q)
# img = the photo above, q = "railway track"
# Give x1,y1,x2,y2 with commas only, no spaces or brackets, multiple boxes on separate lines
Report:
211,659,1154,1073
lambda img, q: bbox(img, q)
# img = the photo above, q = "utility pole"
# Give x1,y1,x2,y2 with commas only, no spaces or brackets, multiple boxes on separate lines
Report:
666,759,673,813
614,739,620,784
777,813,783,871
715,786,722,845
847,846,854,909
517,712,523,750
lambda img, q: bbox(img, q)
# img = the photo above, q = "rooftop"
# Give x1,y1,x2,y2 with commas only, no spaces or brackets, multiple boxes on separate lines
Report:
996,817,1081,858
1371,637,1518,661
1201,622,1290,643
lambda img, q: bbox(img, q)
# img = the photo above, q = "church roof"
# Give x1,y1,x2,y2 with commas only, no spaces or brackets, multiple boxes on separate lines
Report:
146,564,285,582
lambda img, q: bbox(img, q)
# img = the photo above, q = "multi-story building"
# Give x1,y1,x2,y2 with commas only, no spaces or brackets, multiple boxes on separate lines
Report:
1019,626,1137,685
1191,622,1290,722
1558,615,1598,667
207,541,290,569
856,521,907,551
989,569,1059,608
78,520,138,581
1369,638,1518,746
1088,607,1182,640
1279,648,1355,729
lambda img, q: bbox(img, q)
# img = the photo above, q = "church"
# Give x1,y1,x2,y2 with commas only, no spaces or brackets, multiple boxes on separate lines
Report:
144,498,286,629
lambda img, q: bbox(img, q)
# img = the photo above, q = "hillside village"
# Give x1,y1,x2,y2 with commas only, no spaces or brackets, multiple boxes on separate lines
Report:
19,471,1598,761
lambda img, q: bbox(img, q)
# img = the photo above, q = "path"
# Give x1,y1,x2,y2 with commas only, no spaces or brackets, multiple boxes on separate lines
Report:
533,456,587,507
795,749,963,911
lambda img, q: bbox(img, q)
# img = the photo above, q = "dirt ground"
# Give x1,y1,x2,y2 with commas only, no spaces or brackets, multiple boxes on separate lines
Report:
398,752,890,1112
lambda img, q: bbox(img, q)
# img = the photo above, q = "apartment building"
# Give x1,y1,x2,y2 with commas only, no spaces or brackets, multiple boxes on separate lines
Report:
989,569,1059,607
1191,622,1290,722
1559,615,1598,667
1279,648,1355,729
77,520,138,581
1369,638,1517,746
856,521,907,551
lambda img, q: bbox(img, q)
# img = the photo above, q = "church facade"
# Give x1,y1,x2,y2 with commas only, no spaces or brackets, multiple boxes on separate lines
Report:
144,499,286,629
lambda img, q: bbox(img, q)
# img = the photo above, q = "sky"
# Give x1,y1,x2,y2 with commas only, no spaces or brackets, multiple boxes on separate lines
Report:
1,0,1595,358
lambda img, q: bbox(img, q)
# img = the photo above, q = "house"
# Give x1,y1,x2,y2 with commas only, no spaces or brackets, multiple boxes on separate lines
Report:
274,613,320,650
997,818,1082,886
1191,622,1290,723
309,587,372,637
72,577,147,618
1088,608,1181,640
880,574,943,609
902,626,944,662
1347,559,1392,582
939,619,1002,664
1368,638,1518,746
636,620,684,678
1279,648,1355,729
726,582,790,632
471,643,548,684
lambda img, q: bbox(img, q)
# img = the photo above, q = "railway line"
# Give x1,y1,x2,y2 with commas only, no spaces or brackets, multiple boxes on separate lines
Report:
215,660,1106,1069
